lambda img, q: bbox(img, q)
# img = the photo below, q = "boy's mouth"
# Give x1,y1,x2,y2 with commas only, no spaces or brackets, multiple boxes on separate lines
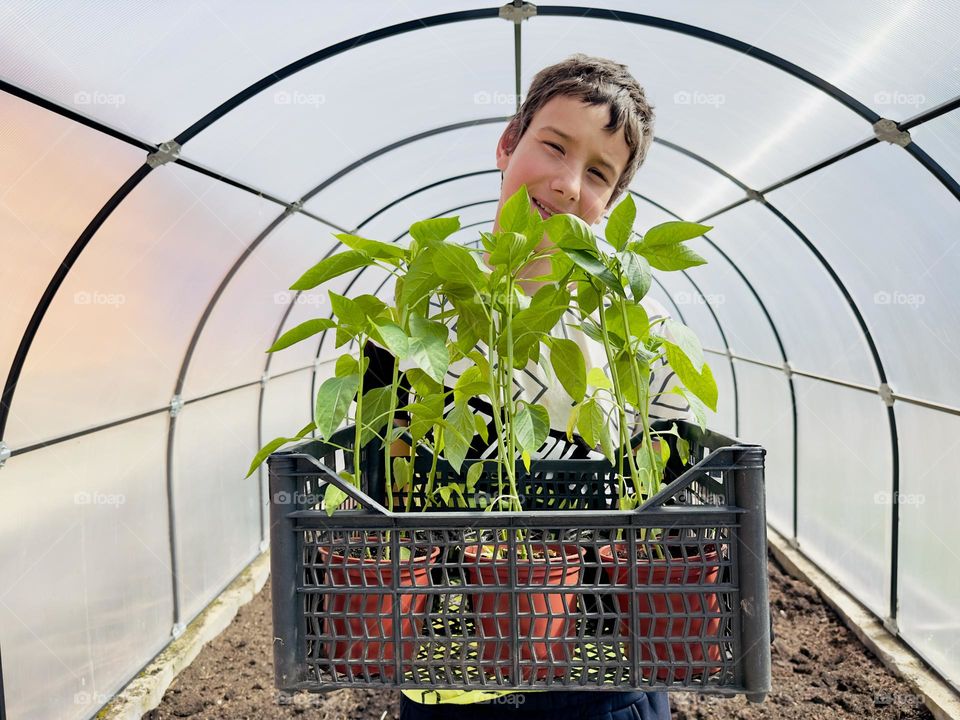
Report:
532,197,558,219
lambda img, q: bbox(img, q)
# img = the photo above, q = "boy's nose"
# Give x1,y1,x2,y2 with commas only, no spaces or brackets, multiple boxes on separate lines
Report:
550,164,581,207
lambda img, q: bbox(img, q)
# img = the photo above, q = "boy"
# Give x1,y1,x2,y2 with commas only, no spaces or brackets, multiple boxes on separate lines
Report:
395,54,683,719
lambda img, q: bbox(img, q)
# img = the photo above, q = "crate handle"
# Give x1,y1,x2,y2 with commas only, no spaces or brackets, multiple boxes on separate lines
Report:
288,453,392,516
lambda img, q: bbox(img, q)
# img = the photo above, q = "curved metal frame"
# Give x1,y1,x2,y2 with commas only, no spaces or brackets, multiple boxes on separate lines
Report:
1,8,959,714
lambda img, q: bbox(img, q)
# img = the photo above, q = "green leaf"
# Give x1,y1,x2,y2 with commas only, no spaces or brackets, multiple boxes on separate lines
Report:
474,414,489,444
607,303,650,341
328,291,365,329
543,213,598,252
577,317,605,345
291,250,372,291
614,351,645,407
633,444,659,497
454,365,490,402
334,232,405,260
434,243,484,288
358,386,396,447
664,344,718,412
642,221,712,247
409,217,461,246
671,386,710,431
392,456,412,491
443,401,476,473
635,242,708,272
566,402,581,442
353,294,388,321
324,482,349,517
565,249,622,295
488,231,528,269
245,421,316,478
466,461,484,493
577,398,605,448
514,403,550,467
314,374,359,439
576,281,599,316
598,420,615,466
407,313,449,383
266,318,335,353
449,297,487,352
662,319,705,371
498,185,535,235
605,194,636,251
677,436,691,465
335,353,359,377
617,250,652,301
586,366,613,391
399,249,441,309
549,338,586,403
370,320,409,359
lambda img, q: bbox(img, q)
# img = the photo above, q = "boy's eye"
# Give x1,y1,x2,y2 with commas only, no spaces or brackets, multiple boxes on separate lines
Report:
544,141,563,154
590,168,608,182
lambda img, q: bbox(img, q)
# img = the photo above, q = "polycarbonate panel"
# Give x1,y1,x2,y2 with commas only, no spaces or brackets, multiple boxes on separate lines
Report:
794,377,892,618
260,367,315,547
768,142,960,408
910,110,960,185
0,2,487,142
358,173,501,241
0,414,172,720
522,16,870,190
5,163,276,449
703,201,878,385
732,361,794,536
0,92,145,395
184,18,511,201
598,0,960,122
182,212,340,398
896,402,960,686
634,142,745,222
172,386,261,622
304,123,503,228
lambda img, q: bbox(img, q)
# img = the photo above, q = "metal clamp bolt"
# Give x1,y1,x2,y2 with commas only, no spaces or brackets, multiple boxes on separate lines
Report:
782,361,793,379
872,118,911,147
878,383,895,407
499,0,536,22
147,140,182,168
0,441,11,469
169,394,184,417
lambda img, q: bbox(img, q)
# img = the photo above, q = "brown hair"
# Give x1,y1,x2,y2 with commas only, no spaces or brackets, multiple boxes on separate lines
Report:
502,53,655,208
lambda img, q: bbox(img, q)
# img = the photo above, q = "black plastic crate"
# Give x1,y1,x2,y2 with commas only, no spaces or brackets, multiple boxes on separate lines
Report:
268,422,771,701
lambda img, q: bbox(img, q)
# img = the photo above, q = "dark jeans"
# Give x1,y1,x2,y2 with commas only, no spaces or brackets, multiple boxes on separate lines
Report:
400,691,671,719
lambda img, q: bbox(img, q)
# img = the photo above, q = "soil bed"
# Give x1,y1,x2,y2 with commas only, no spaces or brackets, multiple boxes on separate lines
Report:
145,552,933,719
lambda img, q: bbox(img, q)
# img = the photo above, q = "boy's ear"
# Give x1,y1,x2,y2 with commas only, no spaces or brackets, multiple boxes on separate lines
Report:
495,123,519,171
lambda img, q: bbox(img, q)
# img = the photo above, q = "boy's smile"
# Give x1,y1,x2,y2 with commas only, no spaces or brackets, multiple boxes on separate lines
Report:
493,95,631,231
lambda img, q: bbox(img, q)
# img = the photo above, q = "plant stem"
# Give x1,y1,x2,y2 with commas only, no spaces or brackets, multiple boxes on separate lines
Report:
353,334,366,489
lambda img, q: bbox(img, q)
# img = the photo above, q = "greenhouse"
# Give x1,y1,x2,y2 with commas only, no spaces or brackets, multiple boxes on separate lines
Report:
1,3,958,719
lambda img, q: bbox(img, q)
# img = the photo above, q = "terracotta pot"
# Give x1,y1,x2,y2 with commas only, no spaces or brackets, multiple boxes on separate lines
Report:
599,541,722,682
319,543,439,678
462,542,584,681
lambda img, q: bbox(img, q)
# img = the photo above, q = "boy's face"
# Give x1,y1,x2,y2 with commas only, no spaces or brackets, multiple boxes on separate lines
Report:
493,95,630,232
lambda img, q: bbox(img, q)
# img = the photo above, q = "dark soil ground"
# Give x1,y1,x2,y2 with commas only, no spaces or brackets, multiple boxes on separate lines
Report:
144,552,933,719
